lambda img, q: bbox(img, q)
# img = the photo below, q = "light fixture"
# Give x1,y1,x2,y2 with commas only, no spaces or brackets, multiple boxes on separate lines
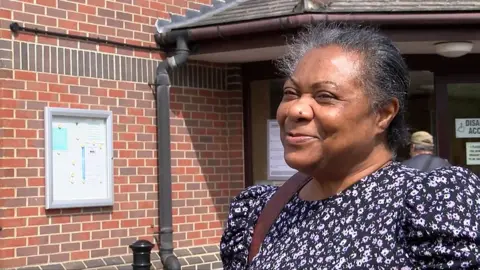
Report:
434,41,473,58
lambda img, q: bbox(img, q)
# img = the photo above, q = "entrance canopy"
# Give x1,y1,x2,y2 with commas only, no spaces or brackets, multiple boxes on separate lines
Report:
153,0,480,63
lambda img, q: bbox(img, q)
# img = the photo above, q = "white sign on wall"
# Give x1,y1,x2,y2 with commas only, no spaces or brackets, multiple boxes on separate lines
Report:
267,120,297,180
455,118,480,138
466,142,480,165
45,107,113,209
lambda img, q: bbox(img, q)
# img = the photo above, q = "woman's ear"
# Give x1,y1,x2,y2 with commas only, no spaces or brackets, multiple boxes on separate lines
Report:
377,98,399,132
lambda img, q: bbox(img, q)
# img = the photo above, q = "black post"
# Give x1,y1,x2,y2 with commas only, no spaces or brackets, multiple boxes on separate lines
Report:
129,240,154,270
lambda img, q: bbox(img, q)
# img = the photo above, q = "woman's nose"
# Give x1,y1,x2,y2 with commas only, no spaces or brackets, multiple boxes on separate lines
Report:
287,100,313,121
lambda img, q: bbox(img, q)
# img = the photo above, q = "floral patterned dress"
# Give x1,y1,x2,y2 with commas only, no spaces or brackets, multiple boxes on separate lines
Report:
220,163,480,269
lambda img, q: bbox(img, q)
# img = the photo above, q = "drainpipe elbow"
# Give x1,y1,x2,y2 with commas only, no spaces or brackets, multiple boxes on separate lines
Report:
155,29,190,47
161,252,181,270
166,36,189,69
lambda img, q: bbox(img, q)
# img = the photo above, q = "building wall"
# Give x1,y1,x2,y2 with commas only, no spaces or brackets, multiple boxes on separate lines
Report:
0,1,244,269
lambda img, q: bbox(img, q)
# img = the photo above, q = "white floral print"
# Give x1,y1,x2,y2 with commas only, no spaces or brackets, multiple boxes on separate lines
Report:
220,163,480,269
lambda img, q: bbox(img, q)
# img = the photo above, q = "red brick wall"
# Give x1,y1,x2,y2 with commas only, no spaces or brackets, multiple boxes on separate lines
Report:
0,0,243,269
170,82,245,248
1,0,212,46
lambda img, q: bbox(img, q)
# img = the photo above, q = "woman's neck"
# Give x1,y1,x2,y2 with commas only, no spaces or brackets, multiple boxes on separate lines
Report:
299,146,393,201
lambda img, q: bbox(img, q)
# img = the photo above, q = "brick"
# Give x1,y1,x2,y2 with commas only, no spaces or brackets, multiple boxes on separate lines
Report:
185,256,203,265
17,207,39,217
0,69,13,79
84,258,106,268
37,0,56,7
82,240,100,250
58,19,77,30
103,256,124,266
49,83,68,93
38,244,59,255
51,234,70,244
27,255,48,265
61,223,79,232
201,254,217,263
68,11,86,22
16,246,38,257
71,251,89,261
64,261,87,270
17,168,38,177
60,242,79,253
78,4,96,14
40,225,60,234
41,263,65,270
92,230,109,239
25,4,46,15
58,0,77,11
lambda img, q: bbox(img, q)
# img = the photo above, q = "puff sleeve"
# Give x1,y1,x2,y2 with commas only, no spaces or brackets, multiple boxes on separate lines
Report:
404,166,480,269
220,185,278,270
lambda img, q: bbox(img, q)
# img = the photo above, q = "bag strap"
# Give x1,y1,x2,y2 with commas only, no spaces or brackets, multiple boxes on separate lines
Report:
247,172,312,263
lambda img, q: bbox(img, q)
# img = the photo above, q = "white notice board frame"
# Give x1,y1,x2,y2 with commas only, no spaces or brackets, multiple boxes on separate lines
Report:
44,107,114,209
267,119,297,180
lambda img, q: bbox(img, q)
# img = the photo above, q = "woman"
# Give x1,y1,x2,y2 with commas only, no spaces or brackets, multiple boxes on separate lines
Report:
220,23,480,269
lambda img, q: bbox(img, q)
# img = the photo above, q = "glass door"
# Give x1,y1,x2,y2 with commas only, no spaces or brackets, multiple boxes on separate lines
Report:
436,74,480,176
446,83,480,175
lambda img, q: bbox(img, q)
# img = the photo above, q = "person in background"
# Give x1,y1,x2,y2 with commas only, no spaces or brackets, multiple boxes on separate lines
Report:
402,131,450,172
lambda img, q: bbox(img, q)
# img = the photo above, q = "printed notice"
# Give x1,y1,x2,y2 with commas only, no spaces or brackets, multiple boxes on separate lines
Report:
85,144,105,183
52,127,68,151
456,118,480,138
268,120,297,180
87,120,106,143
466,142,480,165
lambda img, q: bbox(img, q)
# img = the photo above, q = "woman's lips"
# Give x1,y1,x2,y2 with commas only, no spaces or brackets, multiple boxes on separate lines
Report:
284,135,316,145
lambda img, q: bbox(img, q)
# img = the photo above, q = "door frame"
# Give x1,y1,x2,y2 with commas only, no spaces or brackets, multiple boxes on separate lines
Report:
241,61,283,187
434,73,480,160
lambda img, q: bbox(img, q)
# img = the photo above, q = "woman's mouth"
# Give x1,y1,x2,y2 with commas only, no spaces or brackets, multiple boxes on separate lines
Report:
285,133,317,145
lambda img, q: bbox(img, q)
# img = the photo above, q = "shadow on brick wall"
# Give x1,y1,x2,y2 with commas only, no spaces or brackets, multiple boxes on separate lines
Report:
166,64,244,249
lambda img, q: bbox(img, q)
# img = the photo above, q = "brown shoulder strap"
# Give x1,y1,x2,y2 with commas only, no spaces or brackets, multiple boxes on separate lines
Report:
247,172,311,263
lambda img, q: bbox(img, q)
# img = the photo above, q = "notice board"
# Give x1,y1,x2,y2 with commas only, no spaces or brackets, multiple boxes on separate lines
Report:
44,107,113,209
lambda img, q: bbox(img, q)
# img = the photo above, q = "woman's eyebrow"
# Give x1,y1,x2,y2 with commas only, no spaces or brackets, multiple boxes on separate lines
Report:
311,81,338,89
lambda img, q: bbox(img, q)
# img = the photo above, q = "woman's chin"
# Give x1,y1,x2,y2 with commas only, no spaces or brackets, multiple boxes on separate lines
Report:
284,151,322,173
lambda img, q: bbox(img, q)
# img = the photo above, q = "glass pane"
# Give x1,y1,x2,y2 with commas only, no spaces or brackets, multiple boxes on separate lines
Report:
447,83,480,176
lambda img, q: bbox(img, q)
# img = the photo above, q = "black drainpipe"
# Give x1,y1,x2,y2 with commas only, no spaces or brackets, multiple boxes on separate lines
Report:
154,35,189,270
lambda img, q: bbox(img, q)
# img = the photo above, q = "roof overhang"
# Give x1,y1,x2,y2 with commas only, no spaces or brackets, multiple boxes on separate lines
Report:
183,25,480,63
156,12,480,46
153,2,480,63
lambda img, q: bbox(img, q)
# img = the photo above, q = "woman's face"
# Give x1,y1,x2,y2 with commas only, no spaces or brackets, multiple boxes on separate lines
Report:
277,45,389,174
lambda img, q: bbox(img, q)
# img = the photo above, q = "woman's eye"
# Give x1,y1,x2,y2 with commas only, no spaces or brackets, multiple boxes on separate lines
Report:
283,89,296,95
282,89,298,99
315,93,335,100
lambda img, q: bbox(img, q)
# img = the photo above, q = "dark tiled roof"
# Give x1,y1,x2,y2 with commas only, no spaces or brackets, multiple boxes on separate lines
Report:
187,0,300,28
314,0,480,12
156,0,480,31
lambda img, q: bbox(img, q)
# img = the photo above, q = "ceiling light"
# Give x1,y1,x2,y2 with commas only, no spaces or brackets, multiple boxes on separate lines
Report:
435,41,473,58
